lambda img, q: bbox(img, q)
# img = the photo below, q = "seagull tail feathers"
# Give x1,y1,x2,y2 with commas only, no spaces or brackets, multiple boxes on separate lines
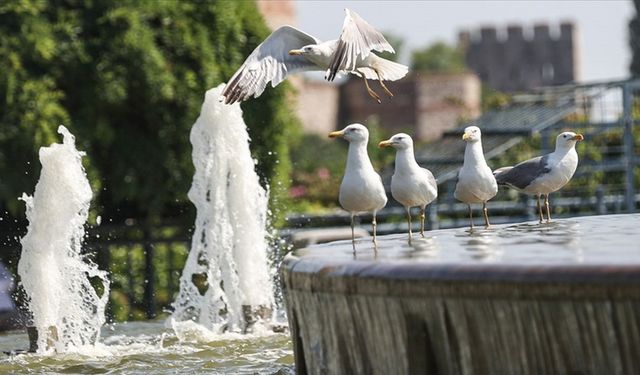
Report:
371,57,409,81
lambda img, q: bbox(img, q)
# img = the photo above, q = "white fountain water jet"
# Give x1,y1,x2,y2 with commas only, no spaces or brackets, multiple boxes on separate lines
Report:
18,125,110,353
170,84,275,336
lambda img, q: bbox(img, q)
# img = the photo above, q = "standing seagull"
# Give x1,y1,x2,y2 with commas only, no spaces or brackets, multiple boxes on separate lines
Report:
379,133,437,243
221,9,408,105
454,126,498,229
329,124,387,250
493,131,583,223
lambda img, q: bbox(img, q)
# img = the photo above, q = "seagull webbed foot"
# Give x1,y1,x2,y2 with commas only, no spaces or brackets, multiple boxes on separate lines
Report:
367,87,382,103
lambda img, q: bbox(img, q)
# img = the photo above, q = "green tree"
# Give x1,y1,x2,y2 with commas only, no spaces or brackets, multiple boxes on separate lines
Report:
411,41,466,73
0,0,298,225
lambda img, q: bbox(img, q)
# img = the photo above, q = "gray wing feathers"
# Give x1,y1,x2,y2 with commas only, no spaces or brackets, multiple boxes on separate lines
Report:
494,155,550,190
222,26,320,104
326,9,394,81
423,168,437,189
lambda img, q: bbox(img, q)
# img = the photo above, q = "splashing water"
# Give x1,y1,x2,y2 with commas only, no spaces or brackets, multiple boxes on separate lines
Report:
170,84,275,335
18,125,110,353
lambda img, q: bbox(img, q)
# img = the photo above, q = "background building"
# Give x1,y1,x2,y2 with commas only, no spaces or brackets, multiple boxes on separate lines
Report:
339,73,481,142
459,22,580,92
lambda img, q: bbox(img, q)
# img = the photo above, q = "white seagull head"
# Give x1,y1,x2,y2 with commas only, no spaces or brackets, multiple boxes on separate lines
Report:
288,44,322,57
378,133,413,150
462,126,482,143
555,131,584,150
328,123,369,144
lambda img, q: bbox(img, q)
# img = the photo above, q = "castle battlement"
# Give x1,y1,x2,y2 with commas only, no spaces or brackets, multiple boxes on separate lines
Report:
458,22,579,92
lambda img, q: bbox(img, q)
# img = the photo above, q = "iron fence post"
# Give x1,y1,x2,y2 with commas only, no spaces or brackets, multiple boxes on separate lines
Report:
622,83,636,213
143,227,156,319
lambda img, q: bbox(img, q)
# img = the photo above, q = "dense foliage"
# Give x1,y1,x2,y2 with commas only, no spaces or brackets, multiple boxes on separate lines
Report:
411,41,466,74
0,0,298,224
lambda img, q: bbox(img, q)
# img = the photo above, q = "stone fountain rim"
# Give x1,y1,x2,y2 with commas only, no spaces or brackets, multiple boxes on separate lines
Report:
282,214,640,298
285,253,640,282
282,254,640,299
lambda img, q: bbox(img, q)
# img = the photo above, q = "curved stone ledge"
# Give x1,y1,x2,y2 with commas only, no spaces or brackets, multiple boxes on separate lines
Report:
282,214,640,374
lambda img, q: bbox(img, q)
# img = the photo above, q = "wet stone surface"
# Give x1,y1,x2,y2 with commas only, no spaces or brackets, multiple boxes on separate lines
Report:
292,214,640,266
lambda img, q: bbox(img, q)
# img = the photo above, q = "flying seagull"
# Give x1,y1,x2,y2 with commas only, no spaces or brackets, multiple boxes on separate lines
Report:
454,126,498,230
493,131,583,223
221,9,408,105
379,133,437,243
329,124,387,251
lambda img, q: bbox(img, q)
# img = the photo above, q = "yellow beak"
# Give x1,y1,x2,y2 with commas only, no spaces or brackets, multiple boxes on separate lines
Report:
378,140,393,148
288,49,303,56
572,134,584,141
462,133,471,141
328,130,344,138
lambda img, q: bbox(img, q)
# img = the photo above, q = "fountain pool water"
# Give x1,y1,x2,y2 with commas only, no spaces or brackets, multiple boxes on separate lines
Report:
0,322,293,373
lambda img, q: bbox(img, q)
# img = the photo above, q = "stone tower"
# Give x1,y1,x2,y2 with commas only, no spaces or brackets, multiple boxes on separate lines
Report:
459,22,580,92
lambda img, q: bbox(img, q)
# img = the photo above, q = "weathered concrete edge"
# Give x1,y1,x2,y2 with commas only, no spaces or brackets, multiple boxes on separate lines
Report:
282,253,640,299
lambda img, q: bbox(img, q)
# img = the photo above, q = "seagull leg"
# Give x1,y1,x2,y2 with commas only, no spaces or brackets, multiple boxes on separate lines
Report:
468,204,474,230
420,207,426,237
350,214,356,254
544,194,552,223
483,202,491,228
536,195,544,223
372,211,379,246
406,207,412,244
375,70,394,97
361,73,381,103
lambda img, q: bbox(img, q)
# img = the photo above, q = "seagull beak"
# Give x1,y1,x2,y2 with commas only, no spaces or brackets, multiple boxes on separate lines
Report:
462,133,471,141
572,134,584,141
288,49,303,56
328,130,345,138
378,140,393,148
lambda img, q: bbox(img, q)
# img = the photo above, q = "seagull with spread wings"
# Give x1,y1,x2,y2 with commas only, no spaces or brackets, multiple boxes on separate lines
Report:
221,9,408,105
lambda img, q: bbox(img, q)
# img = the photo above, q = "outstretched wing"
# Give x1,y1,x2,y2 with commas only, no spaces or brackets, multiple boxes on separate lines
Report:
222,26,321,104
326,9,394,81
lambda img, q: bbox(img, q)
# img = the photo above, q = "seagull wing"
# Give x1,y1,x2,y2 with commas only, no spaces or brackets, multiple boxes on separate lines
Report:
326,8,394,81
222,26,321,104
421,168,438,201
495,155,551,190
422,168,437,188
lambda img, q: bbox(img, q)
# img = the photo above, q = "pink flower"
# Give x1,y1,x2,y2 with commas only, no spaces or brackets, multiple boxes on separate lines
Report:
316,167,330,180
289,185,307,198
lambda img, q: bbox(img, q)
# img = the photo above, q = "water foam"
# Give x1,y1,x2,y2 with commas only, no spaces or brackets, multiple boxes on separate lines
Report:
18,125,110,353
170,84,274,335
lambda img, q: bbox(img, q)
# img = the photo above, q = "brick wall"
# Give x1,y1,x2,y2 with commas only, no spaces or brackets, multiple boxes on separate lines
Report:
339,73,481,142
